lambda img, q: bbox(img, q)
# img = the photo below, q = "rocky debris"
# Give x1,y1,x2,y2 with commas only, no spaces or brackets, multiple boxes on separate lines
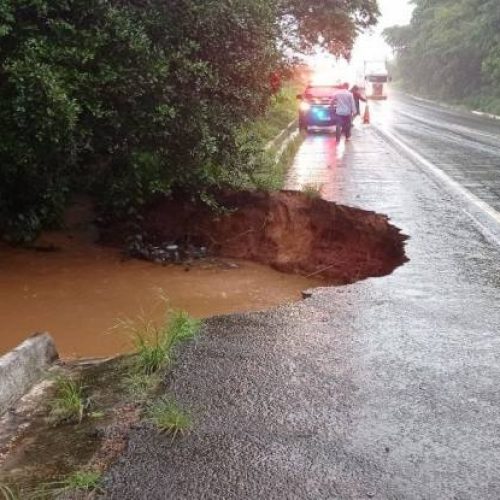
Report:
126,234,207,265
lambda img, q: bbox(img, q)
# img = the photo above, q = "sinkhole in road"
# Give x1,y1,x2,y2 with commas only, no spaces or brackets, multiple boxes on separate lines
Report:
0,190,407,359
0,190,408,491
130,189,408,284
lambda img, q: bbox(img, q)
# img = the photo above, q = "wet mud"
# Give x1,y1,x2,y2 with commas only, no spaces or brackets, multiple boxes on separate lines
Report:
0,238,319,358
0,358,138,494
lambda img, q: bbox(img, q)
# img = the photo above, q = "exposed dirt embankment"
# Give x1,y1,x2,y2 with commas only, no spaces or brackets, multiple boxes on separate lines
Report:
133,190,408,284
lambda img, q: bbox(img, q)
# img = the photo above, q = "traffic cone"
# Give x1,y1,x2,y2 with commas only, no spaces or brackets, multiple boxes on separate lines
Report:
363,105,370,125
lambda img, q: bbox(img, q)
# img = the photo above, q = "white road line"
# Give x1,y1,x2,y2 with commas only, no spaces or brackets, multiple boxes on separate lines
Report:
398,109,500,142
471,110,500,121
462,210,500,247
374,125,500,230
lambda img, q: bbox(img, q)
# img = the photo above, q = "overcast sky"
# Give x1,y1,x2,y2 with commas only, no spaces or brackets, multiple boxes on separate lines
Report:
376,0,415,29
307,0,415,82
352,0,414,66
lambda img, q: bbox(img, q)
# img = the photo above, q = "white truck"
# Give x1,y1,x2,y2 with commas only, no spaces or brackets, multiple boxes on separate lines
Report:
363,61,390,100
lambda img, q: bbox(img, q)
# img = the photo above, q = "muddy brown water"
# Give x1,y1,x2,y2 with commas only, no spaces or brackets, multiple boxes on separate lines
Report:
0,234,321,358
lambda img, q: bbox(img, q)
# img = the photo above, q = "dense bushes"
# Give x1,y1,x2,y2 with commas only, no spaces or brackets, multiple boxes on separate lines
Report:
384,0,500,110
0,0,378,242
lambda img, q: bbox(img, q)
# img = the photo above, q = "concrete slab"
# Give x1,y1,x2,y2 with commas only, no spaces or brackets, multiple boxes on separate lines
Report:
0,333,58,415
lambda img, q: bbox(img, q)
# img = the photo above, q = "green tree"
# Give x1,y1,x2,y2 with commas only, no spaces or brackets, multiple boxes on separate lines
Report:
280,0,379,57
384,0,500,105
0,0,378,242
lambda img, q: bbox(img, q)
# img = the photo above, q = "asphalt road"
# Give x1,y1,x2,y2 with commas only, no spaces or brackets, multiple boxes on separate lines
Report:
106,95,500,499
373,92,500,215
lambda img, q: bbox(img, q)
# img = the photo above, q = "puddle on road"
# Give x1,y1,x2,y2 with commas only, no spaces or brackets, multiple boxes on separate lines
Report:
0,235,321,358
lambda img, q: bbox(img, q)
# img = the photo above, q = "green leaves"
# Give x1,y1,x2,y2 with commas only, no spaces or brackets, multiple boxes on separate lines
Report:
0,0,379,242
280,0,379,56
384,0,500,103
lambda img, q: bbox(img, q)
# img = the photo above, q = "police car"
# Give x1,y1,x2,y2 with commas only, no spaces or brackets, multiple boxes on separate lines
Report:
297,84,342,133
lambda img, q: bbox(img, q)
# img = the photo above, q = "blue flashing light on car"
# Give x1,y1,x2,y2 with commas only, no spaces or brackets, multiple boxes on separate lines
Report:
312,107,329,120
297,84,342,133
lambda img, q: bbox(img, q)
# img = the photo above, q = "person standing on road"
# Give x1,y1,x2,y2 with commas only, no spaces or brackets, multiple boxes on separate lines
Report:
334,83,356,142
350,84,366,116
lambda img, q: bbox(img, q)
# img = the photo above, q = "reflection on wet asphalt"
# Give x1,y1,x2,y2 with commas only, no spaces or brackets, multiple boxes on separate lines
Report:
286,131,346,200
374,93,500,211
107,96,500,499
284,97,500,497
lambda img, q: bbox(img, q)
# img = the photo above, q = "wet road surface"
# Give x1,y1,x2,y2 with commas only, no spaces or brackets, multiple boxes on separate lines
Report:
373,92,500,217
106,97,500,498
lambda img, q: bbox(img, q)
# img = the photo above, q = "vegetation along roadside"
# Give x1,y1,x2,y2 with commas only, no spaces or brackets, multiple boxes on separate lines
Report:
0,0,379,244
384,0,500,115
0,307,200,498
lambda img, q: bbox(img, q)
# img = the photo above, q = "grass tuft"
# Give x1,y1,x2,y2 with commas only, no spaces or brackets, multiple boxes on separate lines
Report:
57,470,101,492
147,398,192,437
0,483,20,500
47,376,88,425
134,327,171,376
302,183,322,199
33,470,102,498
124,371,162,401
167,310,201,345
121,309,201,376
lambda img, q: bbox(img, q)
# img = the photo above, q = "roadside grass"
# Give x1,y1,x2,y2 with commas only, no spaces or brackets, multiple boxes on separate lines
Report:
0,483,20,500
55,470,102,493
146,397,192,437
47,375,88,425
121,309,201,376
115,307,201,411
251,83,301,145
395,82,500,117
124,370,162,402
250,133,304,191
134,324,171,375
241,81,303,191
302,183,322,199
118,309,199,443
463,94,500,116
33,470,102,498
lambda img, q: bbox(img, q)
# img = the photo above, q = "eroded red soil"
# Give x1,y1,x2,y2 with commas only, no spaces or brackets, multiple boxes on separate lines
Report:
137,190,408,284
